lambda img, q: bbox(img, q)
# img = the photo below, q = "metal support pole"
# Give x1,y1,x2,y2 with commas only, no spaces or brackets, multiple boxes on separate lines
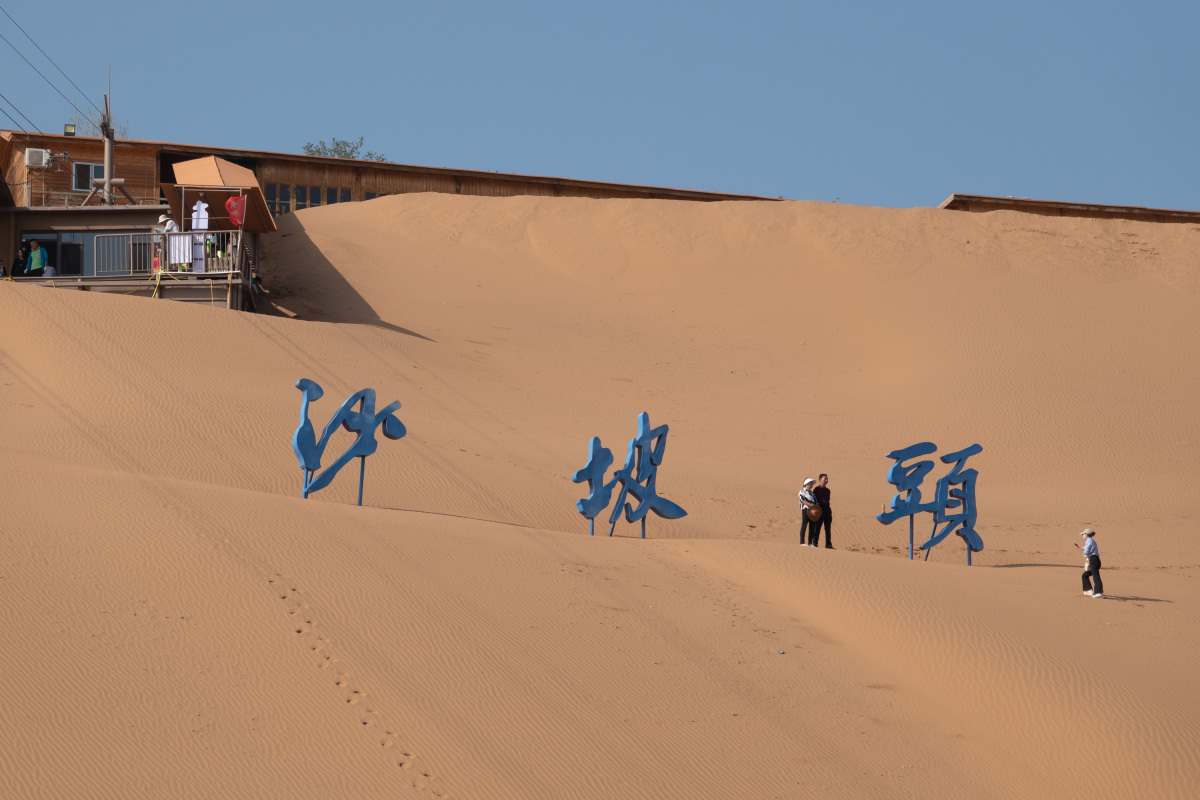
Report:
103,131,114,205
589,519,594,536
641,518,646,539
357,456,365,507
909,515,914,560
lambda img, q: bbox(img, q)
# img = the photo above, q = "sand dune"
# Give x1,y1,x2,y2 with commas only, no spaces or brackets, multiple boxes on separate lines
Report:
1,194,1197,798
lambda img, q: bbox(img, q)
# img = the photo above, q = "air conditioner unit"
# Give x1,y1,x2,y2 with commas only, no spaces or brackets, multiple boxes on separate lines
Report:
25,148,51,168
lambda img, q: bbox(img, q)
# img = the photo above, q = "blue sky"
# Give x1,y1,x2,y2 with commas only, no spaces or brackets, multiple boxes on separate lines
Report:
2,0,1196,208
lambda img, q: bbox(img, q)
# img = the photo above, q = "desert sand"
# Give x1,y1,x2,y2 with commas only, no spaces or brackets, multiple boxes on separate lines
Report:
1,194,1197,798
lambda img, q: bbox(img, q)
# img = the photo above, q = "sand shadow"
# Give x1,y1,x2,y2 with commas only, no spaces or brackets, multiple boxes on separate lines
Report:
1101,595,1172,604
989,563,1078,569
256,216,435,342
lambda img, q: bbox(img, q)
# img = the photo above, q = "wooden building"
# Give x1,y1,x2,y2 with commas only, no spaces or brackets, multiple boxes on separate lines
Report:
1,129,774,309
940,193,1200,224
2,129,772,214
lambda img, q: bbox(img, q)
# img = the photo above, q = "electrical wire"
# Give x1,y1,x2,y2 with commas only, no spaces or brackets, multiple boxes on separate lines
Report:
0,3,102,114
0,28,89,123
0,99,26,131
0,88,38,132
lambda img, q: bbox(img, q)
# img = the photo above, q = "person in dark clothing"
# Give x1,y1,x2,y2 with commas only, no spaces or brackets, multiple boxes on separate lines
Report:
812,473,833,548
798,477,819,546
13,244,28,277
1076,528,1103,598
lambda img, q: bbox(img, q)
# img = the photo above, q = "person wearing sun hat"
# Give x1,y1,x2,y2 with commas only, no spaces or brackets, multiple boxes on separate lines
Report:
1076,528,1103,598
798,478,819,546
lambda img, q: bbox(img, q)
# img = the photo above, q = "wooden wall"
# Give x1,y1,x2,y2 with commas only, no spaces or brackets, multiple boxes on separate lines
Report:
942,196,1200,225
2,136,25,206
6,138,159,208
254,157,678,212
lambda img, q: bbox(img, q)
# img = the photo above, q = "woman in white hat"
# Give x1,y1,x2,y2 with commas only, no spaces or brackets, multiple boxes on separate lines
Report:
798,478,819,546
1076,528,1103,598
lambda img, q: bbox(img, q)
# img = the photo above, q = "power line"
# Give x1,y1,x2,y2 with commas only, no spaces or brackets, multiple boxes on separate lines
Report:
0,27,89,123
0,3,102,115
0,101,25,132
0,88,39,133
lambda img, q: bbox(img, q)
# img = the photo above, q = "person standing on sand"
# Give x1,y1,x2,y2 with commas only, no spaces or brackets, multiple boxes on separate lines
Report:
812,473,833,548
798,478,818,547
1076,528,1103,598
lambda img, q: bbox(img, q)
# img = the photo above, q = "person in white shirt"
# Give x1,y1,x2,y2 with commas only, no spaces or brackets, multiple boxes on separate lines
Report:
798,478,819,546
1076,528,1103,598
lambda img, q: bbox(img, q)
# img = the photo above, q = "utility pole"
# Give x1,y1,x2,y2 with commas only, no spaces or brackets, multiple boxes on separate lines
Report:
100,93,113,205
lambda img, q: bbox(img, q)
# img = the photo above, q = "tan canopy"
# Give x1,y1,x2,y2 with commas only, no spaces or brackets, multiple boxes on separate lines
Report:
160,155,276,232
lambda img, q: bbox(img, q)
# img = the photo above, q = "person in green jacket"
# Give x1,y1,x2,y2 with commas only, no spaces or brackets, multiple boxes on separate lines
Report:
23,239,50,277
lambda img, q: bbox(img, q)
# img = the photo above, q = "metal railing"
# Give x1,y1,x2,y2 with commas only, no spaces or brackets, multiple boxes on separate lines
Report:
93,233,157,276
31,190,164,208
93,230,246,279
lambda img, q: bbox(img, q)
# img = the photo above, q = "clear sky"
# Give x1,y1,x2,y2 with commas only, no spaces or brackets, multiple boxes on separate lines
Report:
1,0,1196,209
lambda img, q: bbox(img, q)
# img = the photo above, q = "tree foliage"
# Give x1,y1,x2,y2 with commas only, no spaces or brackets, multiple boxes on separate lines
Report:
302,136,388,162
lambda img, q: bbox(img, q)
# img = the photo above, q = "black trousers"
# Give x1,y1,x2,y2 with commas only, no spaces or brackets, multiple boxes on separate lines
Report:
1082,555,1103,595
813,505,832,547
800,514,815,544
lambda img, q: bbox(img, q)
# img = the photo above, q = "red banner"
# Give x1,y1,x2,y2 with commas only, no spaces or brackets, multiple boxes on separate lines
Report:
225,195,247,227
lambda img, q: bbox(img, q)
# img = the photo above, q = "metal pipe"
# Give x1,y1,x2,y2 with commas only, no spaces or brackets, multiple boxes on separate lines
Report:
103,130,114,205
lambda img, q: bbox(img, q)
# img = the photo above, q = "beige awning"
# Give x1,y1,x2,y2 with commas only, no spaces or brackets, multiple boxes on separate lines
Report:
160,155,276,232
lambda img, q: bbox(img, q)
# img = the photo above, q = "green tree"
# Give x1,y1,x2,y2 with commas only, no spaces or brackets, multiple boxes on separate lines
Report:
302,136,388,162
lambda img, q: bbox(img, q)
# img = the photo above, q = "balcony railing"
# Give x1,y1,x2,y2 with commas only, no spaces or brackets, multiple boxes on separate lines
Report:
28,189,165,208
93,230,247,281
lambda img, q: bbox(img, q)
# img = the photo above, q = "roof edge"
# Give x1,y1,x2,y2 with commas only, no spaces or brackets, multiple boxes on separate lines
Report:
3,130,779,202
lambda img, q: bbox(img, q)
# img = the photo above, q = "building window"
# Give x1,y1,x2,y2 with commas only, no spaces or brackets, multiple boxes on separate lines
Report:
295,186,308,211
307,187,321,207
341,188,351,203
326,187,337,205
72,162,104,191
264,183,293,216
365,192,378,201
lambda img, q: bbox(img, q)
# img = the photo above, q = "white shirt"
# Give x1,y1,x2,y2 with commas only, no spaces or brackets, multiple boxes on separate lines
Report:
798,489,816,508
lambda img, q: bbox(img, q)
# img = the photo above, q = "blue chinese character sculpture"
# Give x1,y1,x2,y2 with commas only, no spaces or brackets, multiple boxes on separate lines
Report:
572,412,687,538
292,379,406,506
876,442,983,564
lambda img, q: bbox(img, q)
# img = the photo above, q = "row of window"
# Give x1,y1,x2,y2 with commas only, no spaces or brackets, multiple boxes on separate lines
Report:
66,167,388,215
263,184,389,216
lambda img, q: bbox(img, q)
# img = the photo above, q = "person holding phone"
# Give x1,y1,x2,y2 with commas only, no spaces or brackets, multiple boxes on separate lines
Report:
1076,528,1103,599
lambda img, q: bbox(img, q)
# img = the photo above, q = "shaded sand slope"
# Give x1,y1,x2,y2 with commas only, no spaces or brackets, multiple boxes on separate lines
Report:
3,457,1196,798
0,194,1198,798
